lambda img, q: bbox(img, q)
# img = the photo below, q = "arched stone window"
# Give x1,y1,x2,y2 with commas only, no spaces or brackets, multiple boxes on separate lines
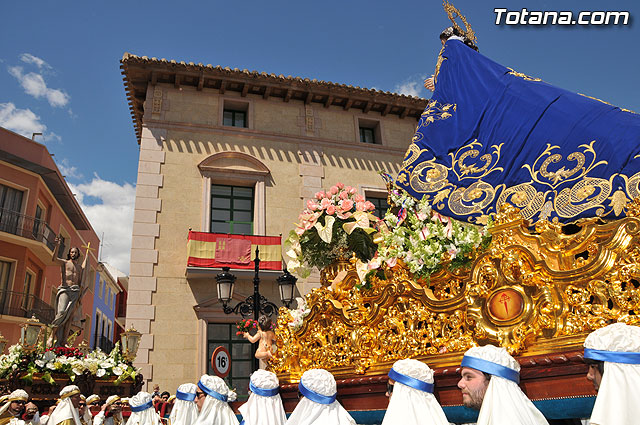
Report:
198,152,270,235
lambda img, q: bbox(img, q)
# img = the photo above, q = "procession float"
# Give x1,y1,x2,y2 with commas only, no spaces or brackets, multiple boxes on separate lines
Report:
269,2,640,423
0,319,143,410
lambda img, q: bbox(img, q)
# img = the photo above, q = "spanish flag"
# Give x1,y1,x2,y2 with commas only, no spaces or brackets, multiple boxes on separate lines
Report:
187,231,282,270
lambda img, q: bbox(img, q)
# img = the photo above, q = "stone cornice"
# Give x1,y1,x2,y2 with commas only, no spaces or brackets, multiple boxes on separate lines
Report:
121,53,428,144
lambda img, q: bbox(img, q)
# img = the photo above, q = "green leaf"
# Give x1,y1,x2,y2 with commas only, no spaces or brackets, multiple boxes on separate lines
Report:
42,371,55,385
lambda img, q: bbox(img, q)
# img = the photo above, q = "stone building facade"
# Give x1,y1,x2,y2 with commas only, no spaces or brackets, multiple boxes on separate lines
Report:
120,53,427,394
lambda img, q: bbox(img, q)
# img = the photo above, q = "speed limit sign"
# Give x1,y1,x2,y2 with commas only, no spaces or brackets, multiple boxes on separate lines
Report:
211,346,230,378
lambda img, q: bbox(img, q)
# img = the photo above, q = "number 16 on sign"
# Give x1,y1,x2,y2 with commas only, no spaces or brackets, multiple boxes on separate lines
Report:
211,346,230,378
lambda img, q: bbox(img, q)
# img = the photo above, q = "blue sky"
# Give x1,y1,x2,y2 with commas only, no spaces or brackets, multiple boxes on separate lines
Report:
1,0,638,272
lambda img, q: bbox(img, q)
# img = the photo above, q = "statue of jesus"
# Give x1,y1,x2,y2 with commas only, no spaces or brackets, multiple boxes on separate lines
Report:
51,237,89,346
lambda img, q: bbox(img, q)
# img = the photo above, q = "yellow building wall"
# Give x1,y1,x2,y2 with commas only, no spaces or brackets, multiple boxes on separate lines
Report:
128,82,419,392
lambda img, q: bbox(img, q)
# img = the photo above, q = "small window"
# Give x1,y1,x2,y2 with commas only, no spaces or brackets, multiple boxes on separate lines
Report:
359,127,375,144
223,110,247,128
367,195,390,218
0,260,12,293
22,269,36,310
33,204,44,239
98,280,103,299
357,118,382,145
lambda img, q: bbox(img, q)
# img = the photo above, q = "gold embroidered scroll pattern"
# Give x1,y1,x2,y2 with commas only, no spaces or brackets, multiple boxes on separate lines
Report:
398,100,457,189
417,100,456,131
405,123,632,222
410,140,504,221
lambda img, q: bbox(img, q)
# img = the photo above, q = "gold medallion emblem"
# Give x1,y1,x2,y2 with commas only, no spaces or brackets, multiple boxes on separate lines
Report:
488,288,524,322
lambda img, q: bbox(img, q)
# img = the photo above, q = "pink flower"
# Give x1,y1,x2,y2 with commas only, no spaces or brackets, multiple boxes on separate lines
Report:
349,187,357,195
330,186,339,195
340,199,354,211
368,257,381,269
326,205,335,215
307,200,319,211
339,191,349,200
364,201,375,211
320,198,332,209
385,257,398,268
416,211,428,221
295,226,305,236
354,194,365,203
337,211,352,220
336,182,345,189
315,191,325,200
356,202,366,211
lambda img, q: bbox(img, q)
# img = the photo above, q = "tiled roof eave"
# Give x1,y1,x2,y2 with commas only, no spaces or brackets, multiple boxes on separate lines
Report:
120,52,428,144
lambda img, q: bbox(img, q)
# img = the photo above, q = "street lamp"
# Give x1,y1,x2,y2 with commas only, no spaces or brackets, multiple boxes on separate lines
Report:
21,316,45,353
215,267,236,306
216,246,279,317
0,332,7,354
216,246,298,370
277,267,297,308
120,327,142,362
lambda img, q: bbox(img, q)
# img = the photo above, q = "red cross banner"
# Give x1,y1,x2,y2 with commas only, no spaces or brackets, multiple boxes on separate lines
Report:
187,231,282,270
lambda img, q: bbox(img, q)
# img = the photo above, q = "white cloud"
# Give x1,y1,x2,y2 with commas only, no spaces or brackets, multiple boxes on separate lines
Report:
0,102,46,136
0,102,61,143
19,53,52,71
56,158,83,180
394,75,428,98
69,175,135,274
8,66,70,107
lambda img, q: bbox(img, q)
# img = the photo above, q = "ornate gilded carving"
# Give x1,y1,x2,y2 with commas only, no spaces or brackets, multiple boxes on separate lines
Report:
271,200,640,381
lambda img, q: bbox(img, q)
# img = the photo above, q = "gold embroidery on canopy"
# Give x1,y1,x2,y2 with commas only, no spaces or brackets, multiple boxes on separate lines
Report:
403,138,640,223
579,93,637,114
507,67,542,82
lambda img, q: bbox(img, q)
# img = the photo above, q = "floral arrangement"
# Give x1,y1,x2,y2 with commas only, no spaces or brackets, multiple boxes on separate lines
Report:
372,187,491,280
236,319,258,336
44,346,84,358
285,183,380,277
0,342,138,385
287,297,311,331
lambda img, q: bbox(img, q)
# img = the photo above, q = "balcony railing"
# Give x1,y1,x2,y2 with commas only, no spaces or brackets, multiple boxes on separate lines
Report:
0,208,56,251
95,335,115,354
0,290,56,324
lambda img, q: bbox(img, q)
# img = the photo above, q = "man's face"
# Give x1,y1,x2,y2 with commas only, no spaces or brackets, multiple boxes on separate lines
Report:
586,364,603,392
161,394,169,403
78,400,87,415
24,402,38,419
8,400,25,416
110,401,123,414
70,394,82,408
458,367,490,410
195,390,206,411
70,248,79,260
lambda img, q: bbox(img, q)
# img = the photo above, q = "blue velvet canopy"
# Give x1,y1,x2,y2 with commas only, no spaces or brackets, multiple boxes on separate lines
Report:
396,40,640,224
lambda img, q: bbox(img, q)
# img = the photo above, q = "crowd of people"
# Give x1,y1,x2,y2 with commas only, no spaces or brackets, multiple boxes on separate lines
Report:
0,323,636,424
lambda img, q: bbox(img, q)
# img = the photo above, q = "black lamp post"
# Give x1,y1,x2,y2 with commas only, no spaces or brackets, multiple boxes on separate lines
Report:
216,246,298,370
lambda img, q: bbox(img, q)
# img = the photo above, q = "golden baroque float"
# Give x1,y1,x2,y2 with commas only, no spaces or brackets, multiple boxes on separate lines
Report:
271,200,640,381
